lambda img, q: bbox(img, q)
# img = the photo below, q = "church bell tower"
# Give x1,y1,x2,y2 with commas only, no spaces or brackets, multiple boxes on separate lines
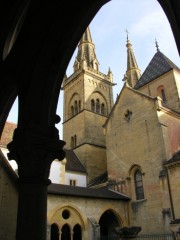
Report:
62,26,115,183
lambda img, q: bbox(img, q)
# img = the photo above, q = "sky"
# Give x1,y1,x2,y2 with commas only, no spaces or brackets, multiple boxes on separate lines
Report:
7,0,180,138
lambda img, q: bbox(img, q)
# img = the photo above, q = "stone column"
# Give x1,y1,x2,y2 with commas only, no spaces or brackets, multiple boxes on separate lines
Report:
59,230,62,240
7,126,65,240
70,230,74,240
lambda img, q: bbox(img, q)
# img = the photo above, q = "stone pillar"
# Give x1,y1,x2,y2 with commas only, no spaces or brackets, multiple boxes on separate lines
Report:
46,224,51,240
59,230,62,240
7,126,65,240
70,230,74,240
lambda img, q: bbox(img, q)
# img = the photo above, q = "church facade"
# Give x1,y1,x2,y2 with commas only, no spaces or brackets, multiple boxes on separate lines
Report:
0,26,180,240
47,27,180,239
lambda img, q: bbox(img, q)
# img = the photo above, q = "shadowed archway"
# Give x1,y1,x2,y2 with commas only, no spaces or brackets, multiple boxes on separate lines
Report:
99,209,120,239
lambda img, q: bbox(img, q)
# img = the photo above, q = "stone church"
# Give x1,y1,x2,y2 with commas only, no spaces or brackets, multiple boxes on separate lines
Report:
0,26,180,240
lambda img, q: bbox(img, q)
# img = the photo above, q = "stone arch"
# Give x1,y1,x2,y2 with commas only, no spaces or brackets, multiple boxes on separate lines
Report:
68,92,81,119
128,164,145,200
98,209,122,240
61,223,71,240
128,164,144,176
157,85,167,104
73,224,82,240
48,204,86,230
97,207,124,226
90,91,108,116
50,223,59,240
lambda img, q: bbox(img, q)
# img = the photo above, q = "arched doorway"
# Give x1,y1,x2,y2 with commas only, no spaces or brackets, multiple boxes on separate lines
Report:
50,223,59,240
99,210,120,240
61,223,71,240
73,224,82,240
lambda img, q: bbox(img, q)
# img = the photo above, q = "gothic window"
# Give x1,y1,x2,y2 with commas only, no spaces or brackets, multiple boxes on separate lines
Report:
91,99,95,112
134,170,144,200
101,103,105,115
96,99,100,113
157,85,167,105
71,106,74,117
74,100,78,114
61,224,71,240
71,135,77,149
73,224,82,240
161,89,167,103
51,224,59,240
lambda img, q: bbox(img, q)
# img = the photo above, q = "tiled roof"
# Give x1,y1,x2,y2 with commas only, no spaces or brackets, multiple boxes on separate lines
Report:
88,172,108,187
65,149,86,173
134,51,180,89
0,122,17,147
48,183,129,200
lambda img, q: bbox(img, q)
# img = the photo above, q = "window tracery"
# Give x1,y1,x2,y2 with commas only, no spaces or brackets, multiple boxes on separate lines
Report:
134,170,144,200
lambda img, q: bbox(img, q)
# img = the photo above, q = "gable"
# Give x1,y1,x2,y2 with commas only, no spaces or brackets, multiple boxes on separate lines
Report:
104,86,156,128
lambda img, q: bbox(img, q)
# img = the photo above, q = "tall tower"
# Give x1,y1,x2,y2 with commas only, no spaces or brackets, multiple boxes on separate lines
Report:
62,26,115,183
124,35,141,87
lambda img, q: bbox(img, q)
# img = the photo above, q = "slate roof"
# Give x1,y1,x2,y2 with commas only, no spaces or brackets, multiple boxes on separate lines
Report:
64,149,86,173
134,50,180,89
164,150,180,166
88,172,108,187
0,122,16,147
48,183,130,200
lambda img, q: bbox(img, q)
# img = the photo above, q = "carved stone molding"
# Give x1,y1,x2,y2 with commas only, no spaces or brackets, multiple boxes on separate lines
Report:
7,126,66,184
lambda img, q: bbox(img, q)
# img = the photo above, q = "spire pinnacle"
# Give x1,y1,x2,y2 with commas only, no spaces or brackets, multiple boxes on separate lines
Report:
125,34,141,88
125,28,129,42
155,39,160,52
73,26,99,72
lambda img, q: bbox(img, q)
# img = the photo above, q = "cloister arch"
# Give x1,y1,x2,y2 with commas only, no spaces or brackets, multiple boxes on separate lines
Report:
99,209,122,239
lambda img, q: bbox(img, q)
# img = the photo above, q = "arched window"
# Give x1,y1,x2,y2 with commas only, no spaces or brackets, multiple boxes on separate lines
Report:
96,99,100,113
91,99,95,112
157,85,167,104
73,224,82,240
74,100,78,114
61,224,71,240
161,89,167,103
71,106,74,117
51,224,59,240
101,103,105,115
134,170,144,200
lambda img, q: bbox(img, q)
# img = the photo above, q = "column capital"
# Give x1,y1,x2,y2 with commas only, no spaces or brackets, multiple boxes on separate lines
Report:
7,125,66,184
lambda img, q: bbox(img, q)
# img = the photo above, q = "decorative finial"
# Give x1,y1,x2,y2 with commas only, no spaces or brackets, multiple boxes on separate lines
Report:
125,28,129,42
155,38,160,52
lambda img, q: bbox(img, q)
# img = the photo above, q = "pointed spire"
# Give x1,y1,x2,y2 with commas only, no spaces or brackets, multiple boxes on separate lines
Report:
125,32,141,88
108,67,113,82
73,26,100,72
155,38,160,52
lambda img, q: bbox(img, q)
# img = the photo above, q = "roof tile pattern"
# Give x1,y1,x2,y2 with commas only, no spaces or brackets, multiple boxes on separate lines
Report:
65,149,86,173
134,51,179,89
